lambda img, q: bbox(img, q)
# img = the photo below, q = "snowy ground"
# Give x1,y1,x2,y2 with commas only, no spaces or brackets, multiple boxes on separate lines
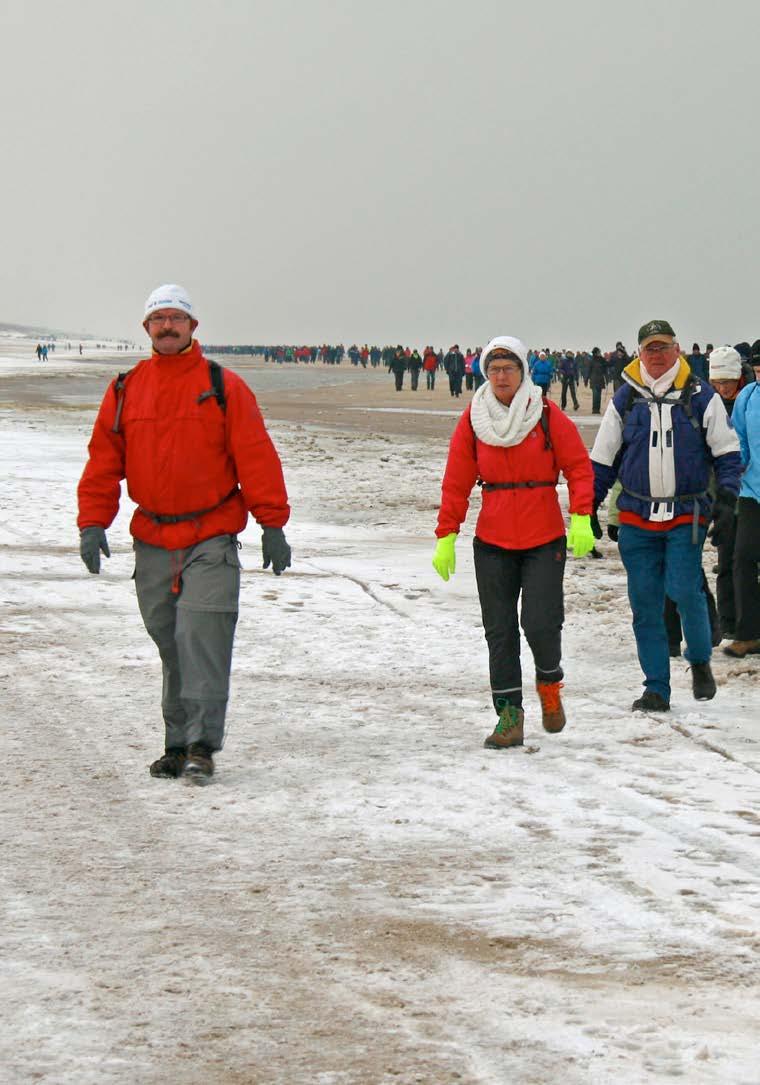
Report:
1,363,759,1084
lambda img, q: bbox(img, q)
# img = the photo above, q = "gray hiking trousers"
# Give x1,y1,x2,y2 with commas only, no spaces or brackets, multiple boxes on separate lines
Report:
133,534,240,752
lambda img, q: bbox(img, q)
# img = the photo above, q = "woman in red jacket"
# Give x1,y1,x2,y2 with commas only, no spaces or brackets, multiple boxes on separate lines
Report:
432,335,595,749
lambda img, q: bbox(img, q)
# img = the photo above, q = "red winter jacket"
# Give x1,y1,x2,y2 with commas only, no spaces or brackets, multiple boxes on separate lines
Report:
77,341,290,549
436,401,593,550
423,351,438,372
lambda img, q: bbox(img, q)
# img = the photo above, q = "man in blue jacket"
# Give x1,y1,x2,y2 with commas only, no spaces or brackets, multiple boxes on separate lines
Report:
558,351,580,410
591,320,742,712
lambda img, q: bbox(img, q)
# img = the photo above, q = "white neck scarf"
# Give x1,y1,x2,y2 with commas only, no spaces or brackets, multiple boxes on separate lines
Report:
640,357,681,397
470,378,545,447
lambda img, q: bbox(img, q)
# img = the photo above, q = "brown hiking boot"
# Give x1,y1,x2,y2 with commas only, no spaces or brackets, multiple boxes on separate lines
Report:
536,681,566,733
149,747,186,778
484,704,524,749
184,742,214,782
723,639,760,659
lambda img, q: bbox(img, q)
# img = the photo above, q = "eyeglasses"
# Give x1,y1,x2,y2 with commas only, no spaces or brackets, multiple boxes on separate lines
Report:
488,363,521,375
147,313,190,325
641,341,673,354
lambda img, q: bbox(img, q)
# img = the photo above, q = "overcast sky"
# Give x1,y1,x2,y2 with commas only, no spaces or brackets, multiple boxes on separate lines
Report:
2,0,758,349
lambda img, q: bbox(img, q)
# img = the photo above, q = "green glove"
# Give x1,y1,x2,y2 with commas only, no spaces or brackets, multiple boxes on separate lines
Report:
567,513,594,558
432,533,457,581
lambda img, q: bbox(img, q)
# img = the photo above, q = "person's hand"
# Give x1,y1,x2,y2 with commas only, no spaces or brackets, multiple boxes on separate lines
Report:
80,527,110,574
590,512,603,539
708,489,737,548
607,524,619,543
432,533,457,581
262,527,291,575
567,514,595,558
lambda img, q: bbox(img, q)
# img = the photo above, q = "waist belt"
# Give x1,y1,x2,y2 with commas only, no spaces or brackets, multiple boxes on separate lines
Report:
478,479,556,491
138,486,240,525
620,485,707,544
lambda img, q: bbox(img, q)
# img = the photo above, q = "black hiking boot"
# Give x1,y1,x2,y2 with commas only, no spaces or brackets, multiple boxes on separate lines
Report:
691,662,716,701
668,642,682,658
632,690,670,713
149,747,187,778
184,742,214,783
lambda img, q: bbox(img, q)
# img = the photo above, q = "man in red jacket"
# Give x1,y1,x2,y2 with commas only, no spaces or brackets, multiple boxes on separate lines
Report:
77,284,291,782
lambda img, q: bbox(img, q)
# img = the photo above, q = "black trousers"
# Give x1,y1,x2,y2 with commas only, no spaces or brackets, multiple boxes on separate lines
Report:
734,496,760,639
561,376,579,409
591,385,603,413
473,536,566,713
715,517,738,634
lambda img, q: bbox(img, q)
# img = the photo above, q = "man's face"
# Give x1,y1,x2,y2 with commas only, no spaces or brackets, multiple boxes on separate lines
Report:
143,308,197,354
639,338,679,379
753,364,760,383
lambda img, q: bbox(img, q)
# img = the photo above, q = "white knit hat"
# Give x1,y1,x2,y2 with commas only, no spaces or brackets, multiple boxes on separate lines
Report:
708,346,741,380
480,336,529,378
144,283,194,319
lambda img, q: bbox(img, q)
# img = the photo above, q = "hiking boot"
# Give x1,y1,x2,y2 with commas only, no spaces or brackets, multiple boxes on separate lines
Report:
723,639,760,659
691,662,716,701
536,681,566,733
668,642,682,658
184,742,214,781
632,690,670,712
484,705,524,749
149,747,186,778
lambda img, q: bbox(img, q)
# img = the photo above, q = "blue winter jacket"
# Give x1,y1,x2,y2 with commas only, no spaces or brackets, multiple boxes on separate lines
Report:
591,357,742,527
558,354,579,380
731,381,760,501
531,357,554,389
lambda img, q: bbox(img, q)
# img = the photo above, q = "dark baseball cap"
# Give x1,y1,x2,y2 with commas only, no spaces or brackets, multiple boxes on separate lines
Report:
638,319,676,346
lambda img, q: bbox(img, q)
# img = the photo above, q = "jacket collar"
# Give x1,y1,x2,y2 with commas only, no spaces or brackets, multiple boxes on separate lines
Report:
623,355,693,395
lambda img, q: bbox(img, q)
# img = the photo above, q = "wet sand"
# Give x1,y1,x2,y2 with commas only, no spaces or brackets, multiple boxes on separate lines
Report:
0,355,607,445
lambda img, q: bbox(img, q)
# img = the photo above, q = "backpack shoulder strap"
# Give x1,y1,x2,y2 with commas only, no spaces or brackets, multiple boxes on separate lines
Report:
111,367,136,434
540,402,552,451
619,383,640,427
197,359,226,411
209,359,226,411
680,373,702,432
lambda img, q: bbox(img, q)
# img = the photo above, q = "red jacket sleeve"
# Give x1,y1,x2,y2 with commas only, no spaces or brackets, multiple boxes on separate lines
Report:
224,373,290,529
547,403,594,515
436,407,479,537
77,382,126,529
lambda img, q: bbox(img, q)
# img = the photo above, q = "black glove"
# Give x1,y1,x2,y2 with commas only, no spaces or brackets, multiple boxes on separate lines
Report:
590,513,603,540
607,524,619,543
262,527,291,575
80,526,110,574
708,489,737,548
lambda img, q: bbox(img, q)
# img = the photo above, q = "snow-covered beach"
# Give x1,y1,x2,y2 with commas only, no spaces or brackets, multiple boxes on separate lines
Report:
1,354,759,1084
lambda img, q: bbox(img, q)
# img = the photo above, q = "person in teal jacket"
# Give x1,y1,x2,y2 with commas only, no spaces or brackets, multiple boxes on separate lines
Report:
724,378,760,656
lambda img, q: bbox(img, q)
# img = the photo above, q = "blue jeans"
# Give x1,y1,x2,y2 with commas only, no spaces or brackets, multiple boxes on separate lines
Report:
618,523,711,701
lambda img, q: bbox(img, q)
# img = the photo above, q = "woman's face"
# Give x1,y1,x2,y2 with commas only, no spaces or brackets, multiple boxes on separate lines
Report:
487,351,523,404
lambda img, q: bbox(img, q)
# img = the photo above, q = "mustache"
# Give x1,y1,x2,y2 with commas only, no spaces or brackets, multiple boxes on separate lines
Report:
157,330,180,338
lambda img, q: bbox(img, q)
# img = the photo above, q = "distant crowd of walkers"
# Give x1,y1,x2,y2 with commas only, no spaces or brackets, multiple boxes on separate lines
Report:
261,340,760,413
